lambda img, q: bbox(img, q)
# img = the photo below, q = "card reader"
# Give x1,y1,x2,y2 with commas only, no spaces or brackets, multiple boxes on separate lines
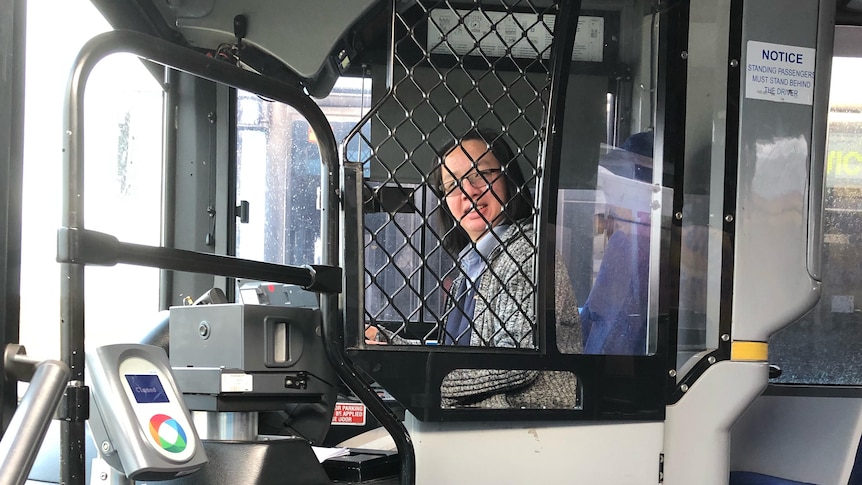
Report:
87,344,207,480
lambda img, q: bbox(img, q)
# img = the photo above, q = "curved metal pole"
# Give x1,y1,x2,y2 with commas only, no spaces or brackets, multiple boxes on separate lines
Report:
60,29,389,483
329,1,417,482
0,345,70,485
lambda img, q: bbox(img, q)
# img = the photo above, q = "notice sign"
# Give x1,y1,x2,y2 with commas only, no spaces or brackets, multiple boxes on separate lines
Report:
331,402,367,426
745,40,815,105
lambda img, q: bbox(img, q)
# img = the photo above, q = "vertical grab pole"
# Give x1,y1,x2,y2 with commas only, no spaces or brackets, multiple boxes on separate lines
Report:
61,32,94,485
322,1,416,482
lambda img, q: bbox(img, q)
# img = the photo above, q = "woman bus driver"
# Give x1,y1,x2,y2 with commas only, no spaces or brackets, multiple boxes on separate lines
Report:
370,130,582,409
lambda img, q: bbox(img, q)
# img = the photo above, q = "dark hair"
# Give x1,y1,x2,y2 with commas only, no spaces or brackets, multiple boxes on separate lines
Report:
429,129,533,255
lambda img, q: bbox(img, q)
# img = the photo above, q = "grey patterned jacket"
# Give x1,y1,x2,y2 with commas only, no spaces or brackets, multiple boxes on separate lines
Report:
439,221,583,409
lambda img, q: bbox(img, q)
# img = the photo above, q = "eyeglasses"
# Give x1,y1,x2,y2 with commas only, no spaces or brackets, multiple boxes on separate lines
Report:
439,168,502,195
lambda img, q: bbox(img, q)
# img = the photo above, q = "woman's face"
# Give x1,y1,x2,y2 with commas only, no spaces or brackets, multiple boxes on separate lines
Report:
441,139,508,242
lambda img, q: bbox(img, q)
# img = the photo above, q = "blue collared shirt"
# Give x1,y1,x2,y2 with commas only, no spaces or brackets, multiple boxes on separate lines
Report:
442,224,510,345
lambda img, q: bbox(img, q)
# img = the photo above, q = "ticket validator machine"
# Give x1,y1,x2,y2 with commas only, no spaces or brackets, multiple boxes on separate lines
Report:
87,344,208,483
164,301,341,485
83,302,347,485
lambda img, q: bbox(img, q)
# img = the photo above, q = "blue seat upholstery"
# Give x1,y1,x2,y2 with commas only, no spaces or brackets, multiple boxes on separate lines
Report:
729,471,814,485
580,229,650,355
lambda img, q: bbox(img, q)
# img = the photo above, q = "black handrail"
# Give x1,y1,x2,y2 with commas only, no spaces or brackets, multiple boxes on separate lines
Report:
56,227,342,293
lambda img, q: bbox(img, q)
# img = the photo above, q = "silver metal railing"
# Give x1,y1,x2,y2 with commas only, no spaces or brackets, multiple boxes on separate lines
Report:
0,344,70,485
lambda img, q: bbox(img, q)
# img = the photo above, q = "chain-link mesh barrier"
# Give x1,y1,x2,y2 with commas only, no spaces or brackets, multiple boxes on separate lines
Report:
338,0,587,410
345,1,564,350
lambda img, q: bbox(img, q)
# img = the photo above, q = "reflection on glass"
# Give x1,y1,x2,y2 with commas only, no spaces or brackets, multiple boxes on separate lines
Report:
575,134,656,355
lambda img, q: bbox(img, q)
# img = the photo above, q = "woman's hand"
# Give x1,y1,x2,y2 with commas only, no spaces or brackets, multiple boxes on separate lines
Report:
365,324,387,345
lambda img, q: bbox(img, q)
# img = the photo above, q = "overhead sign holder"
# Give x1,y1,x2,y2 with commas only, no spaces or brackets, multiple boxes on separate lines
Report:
745,40,816,106
427,9,605,62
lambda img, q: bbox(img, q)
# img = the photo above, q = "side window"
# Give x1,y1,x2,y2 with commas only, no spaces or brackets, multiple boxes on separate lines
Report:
20,1,163,365
235,78,371,266
769,27,862,384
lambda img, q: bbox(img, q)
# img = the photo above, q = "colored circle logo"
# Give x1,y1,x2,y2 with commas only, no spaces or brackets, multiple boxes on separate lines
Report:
148,414,187,453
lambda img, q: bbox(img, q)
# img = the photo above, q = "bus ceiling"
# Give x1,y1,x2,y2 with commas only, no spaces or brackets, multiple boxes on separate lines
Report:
90,0,388,98
81,1,607,99
84,0,862,101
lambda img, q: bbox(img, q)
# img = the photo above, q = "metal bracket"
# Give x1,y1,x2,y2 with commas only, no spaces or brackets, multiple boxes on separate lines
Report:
658,453,664,483
58,385,90,422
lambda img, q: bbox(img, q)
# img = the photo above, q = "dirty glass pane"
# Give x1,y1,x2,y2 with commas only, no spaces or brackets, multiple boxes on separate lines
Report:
770,53,862,385
235,78,371,266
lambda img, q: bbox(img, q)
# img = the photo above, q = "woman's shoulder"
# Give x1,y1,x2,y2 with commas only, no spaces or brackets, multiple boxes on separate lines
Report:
500,218,535,241
495,219,571,265
491,220,536,262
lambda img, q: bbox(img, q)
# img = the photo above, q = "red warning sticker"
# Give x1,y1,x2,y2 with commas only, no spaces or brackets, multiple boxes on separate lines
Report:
331,402,367,426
